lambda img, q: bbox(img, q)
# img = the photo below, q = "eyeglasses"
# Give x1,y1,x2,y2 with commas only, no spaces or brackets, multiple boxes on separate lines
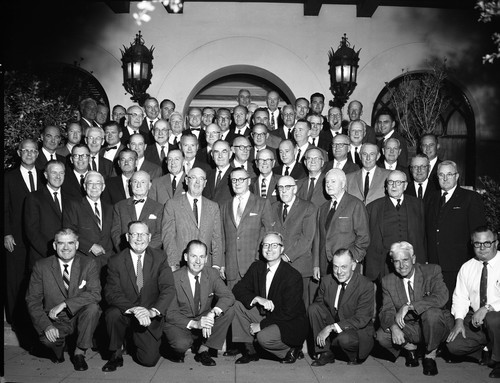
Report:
421,143,436,149
438,172,457,179
472,240,497,248
72,154,90,159
410,165,429,170
332,143,349,148
230,177,249,184
252,132,267,138
233,145,251,151
207,132,220,137
86,182,103,187
87,136,103,142
387,180,406,187
262,243,282,250
128,113,144,118
305,157,323,163
128,232,150,239
20,149,38,155
187,176,206,182
277,185,295,192
257,159,273,164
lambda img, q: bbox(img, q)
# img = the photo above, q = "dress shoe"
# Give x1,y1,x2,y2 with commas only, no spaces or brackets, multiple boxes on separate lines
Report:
404,349,419,367
51,354,65,364
281,347,301,364
72,354,88,371
223,348,240,357
490,362,500,379
479,350,494,367
422,358,438,376
311,351,335,367
235,353,259,364
347,357,364,365
102,356,124,372
168,352,185,363
195,351,216,366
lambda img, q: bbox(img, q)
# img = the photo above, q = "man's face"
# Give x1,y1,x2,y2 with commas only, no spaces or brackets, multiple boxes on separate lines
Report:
188,108,202,128
84,173,105,200
131,172,150,198
349,122,365,146
238,90,251,107
282,106,296,128
119,152,137,173
266,91,280,111
153,120,169,146
186,168,207,197
262,233,283,264
161,101,175,120
277,176,296,204
251,125,268,148
86,130,104,154
96,105,109,125
205,124,221,146
129,135,146,159
360,144,380,170
144,99,160,120
410,157,430,183
332,135,350,161
127,223,151,254
348,101,362,121
332,253,356,284
45,163,65,189
328,108,342,129
18,141,39,167
279,141,297,165
386,172,407,199
377,114,395,136
53,233,79,263
67,123,82,145
232,137,251,162
184,244,208,276
253,111,269,128
181,137,198,160
420,136,438,160
105,125,122,146
304,149,324,174
71,146,90,173
128,107,144,129
202,108,215,127
438,164,459,191
230,169,250,195
217,111,231,132
391,250,416,278
311,96,324,114
382,140,401,164
256,150,275,176
42,127,61,152
295,100,309,119
472,231,498,263
293,121,310,146
325,172,345,198
233,107,247,127
82,102,97,120
166,151,183,175
169,114,184,135
212,141,231,168
112,106,127,123
308,116,322,138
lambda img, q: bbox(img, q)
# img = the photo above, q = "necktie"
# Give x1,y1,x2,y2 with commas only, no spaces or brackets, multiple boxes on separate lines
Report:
336,282,346,309
235,196,243,227
136,254,143,292
193,198,199,226
80,174,85,188
53,192,61,215
265,267,272,299
284,166,290,176
270,112,275,129
408,280,415,302
172,175,177,195
216,170,222,187
173,136,178,146
296,148,301,163
236,129,241,135
396,199,401,211
28,170,36,192
261,178,267,198
133,199,145,204
94,202,101,229
50,154,54,161
283,204,289,222
160,146,166,161
150,120,154,131
354,147,362,167
325,200,337,229
363,171,370,200
306,177,315,201
91,156,97,171
105,145,117,151
440,191,448,208
480,262,488,307
194,275,201,315
418,183,423,199
312,137,316,146
63,264,70,294
133,130,138,135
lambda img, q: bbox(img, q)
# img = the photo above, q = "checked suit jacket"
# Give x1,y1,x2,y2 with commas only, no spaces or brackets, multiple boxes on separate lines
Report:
346,166,391,205
148,173,187,205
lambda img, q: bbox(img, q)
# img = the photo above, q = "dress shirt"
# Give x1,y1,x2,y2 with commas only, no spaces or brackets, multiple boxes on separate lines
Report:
331,191,345,209
233,159,248,171
384,161,397,171
330,128,342,136
296,143,309,162
86,196,102,218
156,142,168,159
147,118,158,131
429,157,438,175
413,179,429,196
186,192,202,225
184,158,195,174
268,109,279,129
285,126,294,140
452,252,500,319
127,126,139,136
333,158,347,169
259,173,273,197
48,185,62,211
361,168,374,189
134,197,146,218
42,147,55,162
350,146,361,161
220,130,230,141
441,185,457,204
265,260,281,298
189,126,201,139
187,270,201,299
254,145,266,159
283,161,297,176
121,174,131,198
389,195,404,208
90,154,100,171
332,275,353,333
169,134,182,146
382,130,396,142
20,165,38,191
103,145,119,161
74,170,88,183
233,190,250,222
58,258,75,279
137,157,145,170
403,271,416,303
215,164,231,183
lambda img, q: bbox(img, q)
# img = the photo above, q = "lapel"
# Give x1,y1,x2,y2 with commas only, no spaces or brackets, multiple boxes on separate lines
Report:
200,270,210,312
441,187,462,215
82,198,101,230
285,198,300,223
228,198,237,228
68,255,81,297
125,250,139,295
139,198,153,221
341,272,357,308
261,262,270,298
126,198,137,221
142,248,153,289
396,276,408,305
356,170,364,197
268,175,278,198
44,187,62,217
181,195,198,227
180,268,196,314
174,174,186,197
101,200,113,232
199,197,210,233
413,265,424,300
51,256,68,297
240,193,256,224
15,167,31,194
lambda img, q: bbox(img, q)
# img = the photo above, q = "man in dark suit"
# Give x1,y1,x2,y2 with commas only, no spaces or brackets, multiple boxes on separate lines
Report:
122,105,150,145
129,133,162,180
425,160,486,301
270,104,295,143
365,170,426,281
203,140,234,205
144,119,171,174
252,109,282,149
63,171,114,269
103,221,176,370
164,240,235,366
324,134,360,175
148,149,186,204
217,108,237,145
56,122,83,159
266,90,284,131
346,101,376,144
79,97,98,130
375,108,408,168
162,167,223,270
195,123,220,169
310,92,329,131
313,169,370,279
25,160,69,266
309,249,375,366
26,228,101,370
102,149,137,205
232,105,251,136
377,137,410,179
85,127,113,179
140,97,160,145
231,135,256,179
167,111,184,150
319,107,346,161
35,126,65,172
420,134,443,188
272,176,318,307
232,232,308,364
220,168,275,288
111,171,163,252
376,241,453,376
273,139,307,180
405,153,440,208
296,147,329,208
307,113,329,150
101,121,126,175
184,107,207,149
250,148,280,203
62,144,89,201
4,139,43,325
180,133,211,175
347,120,365,167
293,119,316,165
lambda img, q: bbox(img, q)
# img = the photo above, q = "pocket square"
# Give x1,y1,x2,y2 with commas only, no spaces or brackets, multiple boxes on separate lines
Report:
272,190,277,196
79,280,86,289
148,214,157,219
208,293,214,297
339,216,349,219
452,206,461,210
250,213,258,216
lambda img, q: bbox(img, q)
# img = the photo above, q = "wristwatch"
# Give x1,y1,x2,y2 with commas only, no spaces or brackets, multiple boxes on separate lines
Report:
484,304,493,312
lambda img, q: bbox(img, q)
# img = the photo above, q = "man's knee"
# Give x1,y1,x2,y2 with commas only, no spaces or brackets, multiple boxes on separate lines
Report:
136,349,160,367
307,302,323,319
105,306,122,322
80,303,101,318
336,331,357,350
484,312,500,332
421,307,445,323
168,334,193,354
375,328,392,348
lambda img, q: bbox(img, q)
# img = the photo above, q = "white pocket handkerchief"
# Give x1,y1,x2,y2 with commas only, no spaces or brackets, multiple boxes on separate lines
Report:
149,214,157,219
272,190,277,196
339,216,349,219
79,280,86,289
250,213,258,216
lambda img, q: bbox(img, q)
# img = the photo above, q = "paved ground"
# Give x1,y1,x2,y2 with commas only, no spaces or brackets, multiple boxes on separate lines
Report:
3,344,494,383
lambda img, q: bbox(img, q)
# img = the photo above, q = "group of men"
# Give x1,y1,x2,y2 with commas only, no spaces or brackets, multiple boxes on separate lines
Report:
3,89,499,379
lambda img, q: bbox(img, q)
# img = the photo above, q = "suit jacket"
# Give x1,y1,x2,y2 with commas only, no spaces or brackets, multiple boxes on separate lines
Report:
425,187,486,272
203,166,235,205
24,186,69,263
270,126,293,143
102,176,128,205
377,130,408,168
379,263,449,330
138,159,162,180
220,193,275,281
56,144,71,158
63,197,114,267
61,168,86,201
166,266,234,328
26,254,101,335
148,173,187,205
365,196,426,281
139,118,155,145
249,174,280,203
376,160,410,180
121,125,151,146
93,155,114,180
111,197,164,252
271,198,318,277
296,171,330,208
273,163,307,181
144,144,171,174
346,166,391,205
105,247,176,339
230,160,256,180
184,128,207,149
324,158,360,175
232,260,308,347
35,152,66,172
428,158,443,189
220,130,237,146
162,195,223,268
313,192,370,276
195,147,216,170
405,179,440,209
314,272,375,359
362,124,377,145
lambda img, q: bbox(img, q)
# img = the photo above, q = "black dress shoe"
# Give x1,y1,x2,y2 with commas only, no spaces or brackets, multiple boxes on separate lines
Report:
479,350,493,367
223,348,240,357
404,350,419,367
281,347,301,364
102,356,124,372
235,353,259,364
311,351,335,367
195,351,216,366
72,354,88,371
51,354,65,364
168,352,185,363
423,358,438,376
347,357,364,365
490,363,500,379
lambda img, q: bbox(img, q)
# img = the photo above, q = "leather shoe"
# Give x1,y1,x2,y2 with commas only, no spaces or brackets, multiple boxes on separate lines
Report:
404,349,419,367
102,356,124,372
281,347,301,364
235,353,259,364
311,351,335,367
168,352,185,363
51,354,65,364
423,358,438,376
223,348,240,357
347,357,364,365
72,354,88,371
195,351,216,366
479,350,494,367
490,363,500,379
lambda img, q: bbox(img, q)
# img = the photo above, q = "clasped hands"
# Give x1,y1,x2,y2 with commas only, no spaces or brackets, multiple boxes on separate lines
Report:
129,306,157,327
251,296,275,312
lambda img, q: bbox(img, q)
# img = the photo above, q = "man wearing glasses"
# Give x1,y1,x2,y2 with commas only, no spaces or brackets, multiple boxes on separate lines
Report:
324,133,359,175
203,140,235,205
250,148,280,203
447,226,500,379
62,144,91,201
123,105,150,145
405,153,440,208
231,136,256,179
297,147,329,208
85,127,113,179
425,160,486,301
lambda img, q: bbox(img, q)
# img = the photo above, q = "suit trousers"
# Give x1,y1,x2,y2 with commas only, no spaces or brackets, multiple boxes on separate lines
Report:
39,303,101,357
5,245,28,324
164,306,235,353
105,307,162,367
447,311,500,363
376,307,453,356
232,301,290,359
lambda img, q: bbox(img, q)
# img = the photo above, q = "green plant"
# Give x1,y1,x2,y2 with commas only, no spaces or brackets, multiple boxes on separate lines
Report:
478,175,500,234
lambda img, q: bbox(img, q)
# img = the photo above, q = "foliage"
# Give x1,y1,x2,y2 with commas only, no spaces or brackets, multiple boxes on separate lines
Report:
4,71,72,169
478,175,500,234
476,0,500,63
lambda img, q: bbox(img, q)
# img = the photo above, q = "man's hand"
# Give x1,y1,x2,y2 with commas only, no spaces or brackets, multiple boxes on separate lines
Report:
249,322,261,335
199,313,215,329
4,235,16,252
48,302,67,320
390,324,406,345
89,244,106,257
251,296,275,312
44,325,60,343
131,306,152,327
313,267,321,281
219,267,226,280
471,307,488,328
316,325,333,347
447,319,466,343
395,304,409,329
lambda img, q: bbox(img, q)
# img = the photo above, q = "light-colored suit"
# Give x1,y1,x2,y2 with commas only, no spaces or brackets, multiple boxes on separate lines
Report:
346,166,391,205
296,171,329,208
148,173,186,205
